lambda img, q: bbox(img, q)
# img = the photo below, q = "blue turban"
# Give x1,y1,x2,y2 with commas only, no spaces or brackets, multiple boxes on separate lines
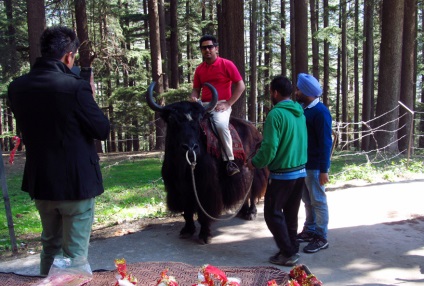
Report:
297,73,322,97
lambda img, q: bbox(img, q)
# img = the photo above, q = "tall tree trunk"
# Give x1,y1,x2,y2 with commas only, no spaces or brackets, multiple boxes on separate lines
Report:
375,0,404,153
341,0,348,149
293,0,308,81
26,0,46,67
169,0,179,88
263,0,271,108
280,0,287,76
310,0,319,78
75,0,91,67
248,0,258,123
258,1,265,123
143,0,150,84
4,0,19,79
75,0,104,153
420,0,424,148
336,5,341,124
290,0,296,91
3,0,18,150
217,0,245,118
398,0,417,153
185,1,191,83
362,0,375,151
353,0,359,149
323,0,330,106
158,0,168,91
148,0,165,150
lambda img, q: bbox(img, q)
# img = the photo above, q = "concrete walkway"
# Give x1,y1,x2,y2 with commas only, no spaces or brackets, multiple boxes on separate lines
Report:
0,180,423,285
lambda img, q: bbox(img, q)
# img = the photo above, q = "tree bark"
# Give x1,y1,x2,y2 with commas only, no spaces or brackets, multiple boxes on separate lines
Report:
353,0,359,149
323,0,330,106
399,0,417,153
280,0,287,77
310,0,319,79
420,0,424,148
217,0,246,118
263,0,271,110
375,0,404,153
148,0,165,150
341,0,348,148
248,0,258,123
158,0,168,91
362,0,375,151
169,0,179,88
26,0,45,67
75,0,91,67
293,0,308,81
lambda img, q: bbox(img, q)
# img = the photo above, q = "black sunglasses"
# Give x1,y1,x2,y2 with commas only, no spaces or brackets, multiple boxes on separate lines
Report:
200,45,215,51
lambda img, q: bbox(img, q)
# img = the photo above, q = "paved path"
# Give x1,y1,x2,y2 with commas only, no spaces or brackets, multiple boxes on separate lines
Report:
0,180,423,285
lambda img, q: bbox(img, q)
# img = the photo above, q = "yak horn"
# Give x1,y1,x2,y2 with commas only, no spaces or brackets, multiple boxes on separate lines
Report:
203,83,218,112
146,81,164,112
146,81,218,112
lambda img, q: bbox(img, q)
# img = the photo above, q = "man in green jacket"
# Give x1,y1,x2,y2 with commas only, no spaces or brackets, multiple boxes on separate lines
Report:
251,75,308,266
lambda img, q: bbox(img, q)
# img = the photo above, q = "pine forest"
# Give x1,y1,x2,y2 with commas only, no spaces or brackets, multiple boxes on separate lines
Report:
0,0,423,164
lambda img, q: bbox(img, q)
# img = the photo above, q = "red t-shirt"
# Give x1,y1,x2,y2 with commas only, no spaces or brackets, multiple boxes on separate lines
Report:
193,57,243,102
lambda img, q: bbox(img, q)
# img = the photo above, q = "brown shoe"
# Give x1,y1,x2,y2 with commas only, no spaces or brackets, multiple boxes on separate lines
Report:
226,161,240,176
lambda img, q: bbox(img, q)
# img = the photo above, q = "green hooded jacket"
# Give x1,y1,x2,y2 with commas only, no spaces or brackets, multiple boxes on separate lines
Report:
252,100,307,172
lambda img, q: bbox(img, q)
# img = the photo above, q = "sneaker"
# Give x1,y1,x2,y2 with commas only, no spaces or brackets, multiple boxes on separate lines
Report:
226,161,240,176
296,231,315,242
268,252,300,266
303,236,329,253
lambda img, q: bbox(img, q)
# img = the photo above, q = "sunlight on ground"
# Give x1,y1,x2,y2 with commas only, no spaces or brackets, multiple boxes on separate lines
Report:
406,247,424,256
326,184,424,229
344,258,381,271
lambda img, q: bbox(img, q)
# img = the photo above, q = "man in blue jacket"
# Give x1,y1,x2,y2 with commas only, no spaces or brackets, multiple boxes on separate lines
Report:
295,73,333,253
8,26,110,275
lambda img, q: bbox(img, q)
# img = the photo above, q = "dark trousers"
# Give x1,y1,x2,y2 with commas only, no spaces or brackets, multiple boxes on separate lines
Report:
264,177,305,257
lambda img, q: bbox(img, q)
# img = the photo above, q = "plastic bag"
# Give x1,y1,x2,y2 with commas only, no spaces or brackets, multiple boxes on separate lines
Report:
34,256,93,286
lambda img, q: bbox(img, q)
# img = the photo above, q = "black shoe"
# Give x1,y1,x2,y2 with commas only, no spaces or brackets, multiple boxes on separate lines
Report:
268,252,300,266
296,231,315,242
303,236,329,253
226,161,240,176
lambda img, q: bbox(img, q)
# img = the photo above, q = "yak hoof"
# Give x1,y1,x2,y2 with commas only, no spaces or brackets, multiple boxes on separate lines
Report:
244,212,257,221
198,234,212,245
237,209,257,221
179,225,195,239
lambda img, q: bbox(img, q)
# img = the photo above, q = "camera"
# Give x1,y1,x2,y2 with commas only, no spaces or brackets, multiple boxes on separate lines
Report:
71,66,92,82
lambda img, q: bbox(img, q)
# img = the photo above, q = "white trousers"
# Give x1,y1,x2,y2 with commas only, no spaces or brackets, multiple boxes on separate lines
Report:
208,102,234,161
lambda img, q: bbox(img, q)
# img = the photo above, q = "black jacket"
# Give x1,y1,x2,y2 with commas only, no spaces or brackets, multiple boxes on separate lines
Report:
8,57,110,200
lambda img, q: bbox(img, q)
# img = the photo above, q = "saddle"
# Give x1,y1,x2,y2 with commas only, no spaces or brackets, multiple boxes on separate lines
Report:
200,116,246,162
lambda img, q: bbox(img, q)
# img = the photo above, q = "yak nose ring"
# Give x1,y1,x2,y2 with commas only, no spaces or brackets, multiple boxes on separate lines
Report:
185,149,197,166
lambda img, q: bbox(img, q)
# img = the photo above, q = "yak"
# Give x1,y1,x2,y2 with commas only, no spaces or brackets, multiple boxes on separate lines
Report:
146,82,268,244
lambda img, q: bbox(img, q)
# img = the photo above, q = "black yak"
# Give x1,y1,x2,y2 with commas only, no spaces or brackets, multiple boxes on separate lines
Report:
146,82,268,244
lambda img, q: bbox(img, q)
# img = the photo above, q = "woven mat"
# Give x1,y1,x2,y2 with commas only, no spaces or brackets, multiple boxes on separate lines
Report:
0,261,289,286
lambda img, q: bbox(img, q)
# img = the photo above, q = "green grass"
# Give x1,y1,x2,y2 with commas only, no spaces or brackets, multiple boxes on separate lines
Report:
0,157,165,253
0,153,423,254
329,151,424,183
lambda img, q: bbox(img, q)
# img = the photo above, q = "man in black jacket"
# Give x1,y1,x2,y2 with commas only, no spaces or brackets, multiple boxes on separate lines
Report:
8,26,110,276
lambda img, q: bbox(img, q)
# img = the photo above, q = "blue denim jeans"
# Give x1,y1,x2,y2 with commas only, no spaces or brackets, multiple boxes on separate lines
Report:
302,169,329,239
